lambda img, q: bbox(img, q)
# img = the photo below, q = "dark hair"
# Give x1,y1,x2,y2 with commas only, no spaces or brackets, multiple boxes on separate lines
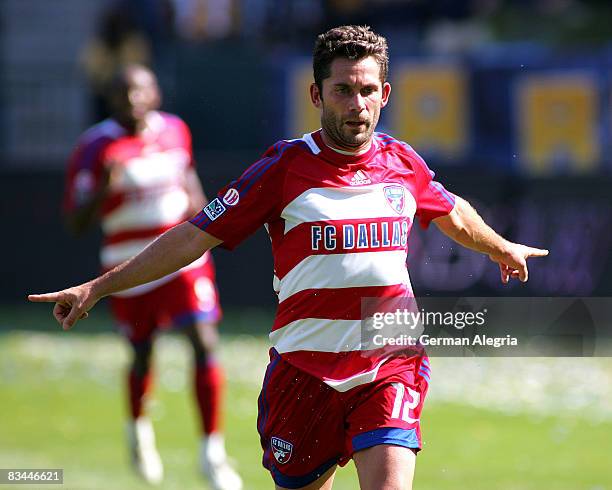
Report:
105,64,155,102
313,25,389,92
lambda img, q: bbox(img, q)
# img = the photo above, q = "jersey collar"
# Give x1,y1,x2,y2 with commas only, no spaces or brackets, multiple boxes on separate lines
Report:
310,129,378,167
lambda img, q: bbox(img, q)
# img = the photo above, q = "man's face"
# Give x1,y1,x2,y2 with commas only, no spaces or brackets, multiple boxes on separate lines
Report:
110,67,161,128
311,56,391,151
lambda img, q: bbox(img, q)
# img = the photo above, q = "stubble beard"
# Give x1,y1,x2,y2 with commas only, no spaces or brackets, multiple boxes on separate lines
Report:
321,105,379,151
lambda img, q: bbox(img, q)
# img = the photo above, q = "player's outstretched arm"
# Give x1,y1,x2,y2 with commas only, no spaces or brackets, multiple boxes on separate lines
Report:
28,222,221,330
432,196,548,284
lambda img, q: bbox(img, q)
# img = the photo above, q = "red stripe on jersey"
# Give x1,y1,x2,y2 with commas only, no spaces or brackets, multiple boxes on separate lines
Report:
273,218,411,279
100,192,127,216
273,284,411,332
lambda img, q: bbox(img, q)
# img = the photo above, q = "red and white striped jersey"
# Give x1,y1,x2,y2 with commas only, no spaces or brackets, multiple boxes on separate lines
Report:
190,130,455,390
64,111,207,297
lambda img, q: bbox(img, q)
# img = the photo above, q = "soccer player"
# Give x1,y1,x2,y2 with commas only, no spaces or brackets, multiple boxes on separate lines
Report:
61,64,242,490
31,27,547,489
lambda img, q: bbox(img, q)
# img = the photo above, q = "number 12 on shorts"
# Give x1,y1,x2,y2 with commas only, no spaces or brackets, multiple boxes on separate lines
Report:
391,383,420,424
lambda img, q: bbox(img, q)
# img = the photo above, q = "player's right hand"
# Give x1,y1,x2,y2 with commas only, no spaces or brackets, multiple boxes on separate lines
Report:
28,284,98,331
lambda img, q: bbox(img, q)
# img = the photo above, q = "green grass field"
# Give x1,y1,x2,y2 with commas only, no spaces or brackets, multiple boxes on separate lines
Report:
1,305,611,490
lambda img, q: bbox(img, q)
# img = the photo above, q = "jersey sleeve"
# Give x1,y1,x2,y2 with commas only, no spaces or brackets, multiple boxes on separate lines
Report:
409,150,456,229
63,136,110,213
189,142,288,250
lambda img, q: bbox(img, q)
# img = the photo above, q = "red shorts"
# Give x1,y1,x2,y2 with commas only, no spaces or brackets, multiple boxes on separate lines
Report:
110,258,222,344
257,349,430,488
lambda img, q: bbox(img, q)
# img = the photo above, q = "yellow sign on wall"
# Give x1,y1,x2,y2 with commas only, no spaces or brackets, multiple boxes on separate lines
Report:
517,74,599,175
290,61,320,138
392,63,468,159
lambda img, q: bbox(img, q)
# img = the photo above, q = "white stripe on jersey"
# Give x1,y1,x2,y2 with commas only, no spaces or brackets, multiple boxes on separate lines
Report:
277,250,410,303
102,188,189,235
281,183,416,233
272,273,281,295
270,318,362,353
323,357,391,392
109,148,191,192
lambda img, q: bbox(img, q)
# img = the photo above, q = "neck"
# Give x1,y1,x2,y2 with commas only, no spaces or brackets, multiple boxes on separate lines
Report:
320,129,372,155
117,114,151,135
133,119,149,136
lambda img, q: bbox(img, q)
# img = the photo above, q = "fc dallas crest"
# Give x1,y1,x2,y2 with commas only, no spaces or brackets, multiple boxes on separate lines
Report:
383,185,405,214
271,437,293,464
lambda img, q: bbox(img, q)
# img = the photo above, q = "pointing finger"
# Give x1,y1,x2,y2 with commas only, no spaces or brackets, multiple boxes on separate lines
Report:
526,248,549,258
28,292,63,303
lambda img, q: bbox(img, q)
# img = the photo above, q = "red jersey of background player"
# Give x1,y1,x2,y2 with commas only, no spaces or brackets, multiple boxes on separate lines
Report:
190,129,455,391
64,111,211,296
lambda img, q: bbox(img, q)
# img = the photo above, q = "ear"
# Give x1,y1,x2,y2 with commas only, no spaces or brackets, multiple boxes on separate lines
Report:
380,81,391,108
310,82,322,108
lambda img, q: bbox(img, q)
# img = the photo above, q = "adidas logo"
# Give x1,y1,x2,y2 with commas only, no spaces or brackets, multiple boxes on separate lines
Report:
350,170,371,186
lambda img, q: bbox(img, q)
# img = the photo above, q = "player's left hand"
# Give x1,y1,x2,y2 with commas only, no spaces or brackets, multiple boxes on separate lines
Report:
489,242,549,284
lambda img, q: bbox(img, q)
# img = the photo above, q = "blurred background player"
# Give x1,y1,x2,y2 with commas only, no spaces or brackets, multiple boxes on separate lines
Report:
62,64,242,490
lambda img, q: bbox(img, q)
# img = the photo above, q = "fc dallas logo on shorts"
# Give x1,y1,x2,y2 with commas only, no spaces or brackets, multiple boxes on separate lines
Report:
383,185,405,214
271,436,293,464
